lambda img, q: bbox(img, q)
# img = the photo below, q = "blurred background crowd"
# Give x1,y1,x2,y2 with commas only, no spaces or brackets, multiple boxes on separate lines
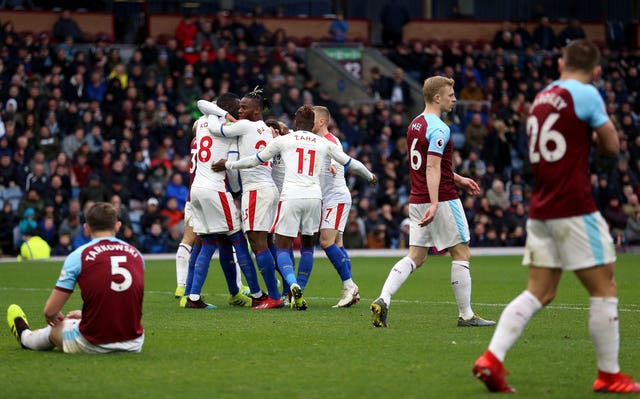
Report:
0,1,639,257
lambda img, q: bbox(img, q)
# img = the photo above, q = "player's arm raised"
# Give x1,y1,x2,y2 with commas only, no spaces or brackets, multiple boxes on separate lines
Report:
206,116,252,138
213,136,281,171
328,145,377,184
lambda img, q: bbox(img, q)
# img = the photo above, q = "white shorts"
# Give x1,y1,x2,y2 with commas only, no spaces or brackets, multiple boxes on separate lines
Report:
273,198,322,237
409,199,470,251
183,201,193,228
190,186,241,235
241,185,279,232
320,200,351,232
523,212,616,269
61,319,144,354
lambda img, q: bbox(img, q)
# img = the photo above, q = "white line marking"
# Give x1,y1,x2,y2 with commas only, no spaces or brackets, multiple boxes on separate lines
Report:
3,287,638,312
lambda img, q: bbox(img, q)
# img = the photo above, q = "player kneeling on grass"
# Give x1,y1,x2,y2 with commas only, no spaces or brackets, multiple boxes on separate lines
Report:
7,202,145,354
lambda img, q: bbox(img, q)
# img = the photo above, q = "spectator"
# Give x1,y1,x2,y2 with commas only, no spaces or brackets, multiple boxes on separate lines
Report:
18,189,45,220
58,206,82,239
39,215,57,245
504,225,526,246
141,221,167,253
53,10,83,42
367,224,388,249
380,1,410,48
624,210,640,245
0,201,18,254
460,77,484,101
17,229,51,261
493,21,514,50
602,196,628,246
329,11,349,43
140,197,168,233
51,232,72,256
175,14,197,49
71,223,91,249
117,224,141,248
164,225,182,254
557,19,586,47
24,161,49,198
247,14,269,45
367,67,392,100
482,119,512,175
459,149,487,180
532,16,556,51
389,67,413,107
622,193,640,218
160,196,183,229
78,173,110,208
464,113,488,155
486,178,510,210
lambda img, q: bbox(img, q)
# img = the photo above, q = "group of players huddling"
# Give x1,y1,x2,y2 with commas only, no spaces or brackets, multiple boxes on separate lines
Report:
174,88,376,310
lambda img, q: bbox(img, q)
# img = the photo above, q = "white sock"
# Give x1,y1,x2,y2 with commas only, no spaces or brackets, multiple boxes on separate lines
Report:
380,257,416,306
235,262,243,291
451,261,474,319
188,294,200,301
590,297,620,373
489,290,542,362
21,326,55,350
343,278,355,289
175,243,192,287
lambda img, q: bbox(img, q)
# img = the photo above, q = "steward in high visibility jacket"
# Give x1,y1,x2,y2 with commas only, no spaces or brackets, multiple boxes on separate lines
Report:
18,233,51,261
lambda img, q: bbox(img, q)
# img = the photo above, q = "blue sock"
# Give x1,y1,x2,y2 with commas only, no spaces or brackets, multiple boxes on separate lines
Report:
269,244,278,263
340,246,352,273
229,232,261,295
190,236,217,296
277,249,297,288
296,246,314,291
219,243,239,296
325,243,351,281
184,243,201,296
255,249,280,299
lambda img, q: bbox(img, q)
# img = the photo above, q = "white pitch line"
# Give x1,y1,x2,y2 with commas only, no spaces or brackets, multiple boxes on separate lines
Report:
3,287,638,313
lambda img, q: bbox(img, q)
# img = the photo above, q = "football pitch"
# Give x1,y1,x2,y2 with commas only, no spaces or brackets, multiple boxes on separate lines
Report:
1,253,638,399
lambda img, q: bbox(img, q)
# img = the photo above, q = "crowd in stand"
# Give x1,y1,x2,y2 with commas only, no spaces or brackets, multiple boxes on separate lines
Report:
0,10,639,257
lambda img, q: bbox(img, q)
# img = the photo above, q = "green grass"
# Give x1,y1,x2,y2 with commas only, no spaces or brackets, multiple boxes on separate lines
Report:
0,253,638,399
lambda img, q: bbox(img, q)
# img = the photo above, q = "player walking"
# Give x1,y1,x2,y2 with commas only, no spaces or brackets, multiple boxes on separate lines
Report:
473,39,640,394
370,76,495,328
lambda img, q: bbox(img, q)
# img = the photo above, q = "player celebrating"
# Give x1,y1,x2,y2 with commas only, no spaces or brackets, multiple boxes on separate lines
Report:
7,202,145,353
174,119,202,299
212,105,377,310
473,39,640,394
312,105,360,308
370,76,495,328
265,119,289,193
187,94,257,309
198,89,282,309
